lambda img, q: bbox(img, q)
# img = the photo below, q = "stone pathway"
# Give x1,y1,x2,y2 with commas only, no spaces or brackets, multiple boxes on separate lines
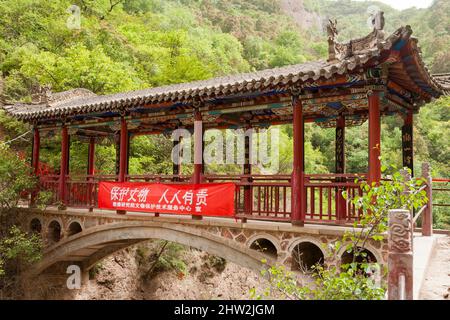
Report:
418,236,450,300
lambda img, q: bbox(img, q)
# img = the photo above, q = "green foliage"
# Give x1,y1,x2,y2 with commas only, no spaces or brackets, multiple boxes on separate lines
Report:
0,145,36,209
0,226,42,276
0,0,447,229
205,255,227,273
88,262,104,279
341,166,428,260
153,241,187,275
251,168,428,300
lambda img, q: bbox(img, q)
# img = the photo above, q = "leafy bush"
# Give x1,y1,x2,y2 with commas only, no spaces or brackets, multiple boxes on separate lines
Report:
250,168,428,300
0,226,42,276
0,145,36,209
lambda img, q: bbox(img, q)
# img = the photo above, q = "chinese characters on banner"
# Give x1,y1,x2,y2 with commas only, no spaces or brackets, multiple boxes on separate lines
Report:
98,182,236,217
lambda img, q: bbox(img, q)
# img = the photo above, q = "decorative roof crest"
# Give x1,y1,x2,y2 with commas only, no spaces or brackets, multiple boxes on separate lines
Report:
31,84,53,104
327,10,385,62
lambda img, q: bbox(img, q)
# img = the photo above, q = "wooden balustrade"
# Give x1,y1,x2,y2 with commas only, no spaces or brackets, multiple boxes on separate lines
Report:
36,173,374,224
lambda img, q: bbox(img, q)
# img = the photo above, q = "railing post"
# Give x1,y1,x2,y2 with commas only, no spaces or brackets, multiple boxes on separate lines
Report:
388,209,413,300
421,162,433,236
400,169,414,250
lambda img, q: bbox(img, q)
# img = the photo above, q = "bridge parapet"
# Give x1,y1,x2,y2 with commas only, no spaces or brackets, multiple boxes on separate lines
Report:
19,207,388,280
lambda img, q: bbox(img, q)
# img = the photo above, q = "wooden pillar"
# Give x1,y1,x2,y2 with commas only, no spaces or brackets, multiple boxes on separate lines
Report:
368,91,381,185
292,96,305,226
117,117,128,215
118,117,128,182
336,115,347,223
87,137,95,211
87,137,95,176
59,125,69,209
421,162,433,236
402,110,414,176
243,126,253,217
31,127,40,174
388,209,413,300
193,110,203,184
30,127,40,206
193,109,203,220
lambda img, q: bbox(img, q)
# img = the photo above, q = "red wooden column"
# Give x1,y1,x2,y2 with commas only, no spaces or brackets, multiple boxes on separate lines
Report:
87,137,95,211
368,91,381,185
192,109,203,220
193,110,203,184
30,126,40,206
292,96,306,226
335,115,347,223
402,110,414,176
117,116,128,215
243,126,253,218
59,125,69,209
31,127,40,174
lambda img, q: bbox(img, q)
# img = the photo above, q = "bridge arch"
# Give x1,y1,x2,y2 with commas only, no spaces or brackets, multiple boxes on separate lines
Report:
246,233,281,259
338,244,381,265
47,219,62,244
67,220,83,237
29,220,271,276
29,217,43,235
288,237,326,272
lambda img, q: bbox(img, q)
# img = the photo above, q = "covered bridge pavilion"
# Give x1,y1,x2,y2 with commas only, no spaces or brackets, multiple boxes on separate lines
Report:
3,20,449,226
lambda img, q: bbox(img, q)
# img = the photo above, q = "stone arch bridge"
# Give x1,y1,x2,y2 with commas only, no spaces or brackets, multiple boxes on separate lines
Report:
19,208,388,279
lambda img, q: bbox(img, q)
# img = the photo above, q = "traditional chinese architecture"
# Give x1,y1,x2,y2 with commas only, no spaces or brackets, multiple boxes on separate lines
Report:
2,17,448,292
4,18,449,223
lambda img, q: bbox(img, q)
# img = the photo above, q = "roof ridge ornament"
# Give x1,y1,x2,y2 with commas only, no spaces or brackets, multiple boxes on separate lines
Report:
31,84,53,105
327,11,385,63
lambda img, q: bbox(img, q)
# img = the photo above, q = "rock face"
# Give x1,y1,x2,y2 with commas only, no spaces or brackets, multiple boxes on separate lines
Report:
279,0,323,31
19,241,266,300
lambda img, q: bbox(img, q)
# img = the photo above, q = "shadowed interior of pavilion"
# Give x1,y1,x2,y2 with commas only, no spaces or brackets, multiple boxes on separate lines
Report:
3,15,449,226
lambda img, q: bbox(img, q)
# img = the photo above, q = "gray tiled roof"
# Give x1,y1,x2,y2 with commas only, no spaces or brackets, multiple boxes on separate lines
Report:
433,73,450,90
2,26,447,121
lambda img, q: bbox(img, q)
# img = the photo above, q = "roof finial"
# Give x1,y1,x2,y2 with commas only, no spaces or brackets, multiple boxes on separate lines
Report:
31,83,52,104
327,19,339,62
371,11,385,31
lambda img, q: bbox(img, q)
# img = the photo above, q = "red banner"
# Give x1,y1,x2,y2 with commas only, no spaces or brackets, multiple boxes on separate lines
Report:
98,182,236,217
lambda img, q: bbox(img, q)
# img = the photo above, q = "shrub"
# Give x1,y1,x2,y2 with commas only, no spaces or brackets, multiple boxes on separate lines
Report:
250,167,428,300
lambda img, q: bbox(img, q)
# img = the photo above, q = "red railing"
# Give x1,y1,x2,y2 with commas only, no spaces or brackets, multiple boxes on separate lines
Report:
204,174,292,221
305,173,367,222
37,173,369,224
432,178,450,208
